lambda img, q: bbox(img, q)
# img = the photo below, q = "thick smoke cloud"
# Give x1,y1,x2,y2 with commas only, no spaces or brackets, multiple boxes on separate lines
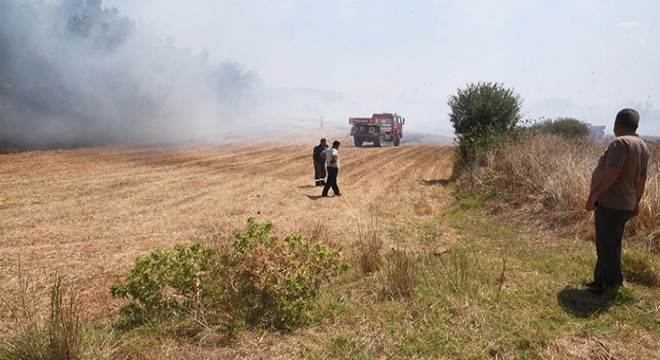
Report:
0,0,260,147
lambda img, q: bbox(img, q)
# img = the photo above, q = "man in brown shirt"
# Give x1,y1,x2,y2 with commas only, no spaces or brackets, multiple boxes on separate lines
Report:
585,108,650,293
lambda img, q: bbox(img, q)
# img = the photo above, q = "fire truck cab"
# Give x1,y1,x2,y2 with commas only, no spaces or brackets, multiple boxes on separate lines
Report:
349,113,405,147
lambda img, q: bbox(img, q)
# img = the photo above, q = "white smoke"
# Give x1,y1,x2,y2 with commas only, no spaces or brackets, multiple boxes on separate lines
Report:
0,0,261,148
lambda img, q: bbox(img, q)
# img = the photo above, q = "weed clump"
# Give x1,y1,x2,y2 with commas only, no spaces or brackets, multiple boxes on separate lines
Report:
1,271,82,360
111,218,348,334
380,250,418,300
353,223,384,275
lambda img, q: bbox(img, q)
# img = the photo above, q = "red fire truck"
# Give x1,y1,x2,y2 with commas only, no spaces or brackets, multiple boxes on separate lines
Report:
349,113,405,147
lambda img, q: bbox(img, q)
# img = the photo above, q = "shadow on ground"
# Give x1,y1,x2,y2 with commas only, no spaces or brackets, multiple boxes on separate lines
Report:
557,285,618,318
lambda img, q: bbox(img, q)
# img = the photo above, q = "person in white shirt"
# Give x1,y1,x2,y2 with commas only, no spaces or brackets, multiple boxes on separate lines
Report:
321,140,342,197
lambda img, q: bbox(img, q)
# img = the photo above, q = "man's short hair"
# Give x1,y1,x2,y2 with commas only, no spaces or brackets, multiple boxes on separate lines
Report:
332,140,341,147
320,138,326,142
615,108,640,130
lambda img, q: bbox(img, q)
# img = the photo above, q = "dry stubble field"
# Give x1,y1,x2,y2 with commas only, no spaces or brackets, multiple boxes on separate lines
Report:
0,137,454,333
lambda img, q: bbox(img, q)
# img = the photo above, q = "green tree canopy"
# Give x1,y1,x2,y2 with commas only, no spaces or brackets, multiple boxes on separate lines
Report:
448,81,522,136
447,82,523,170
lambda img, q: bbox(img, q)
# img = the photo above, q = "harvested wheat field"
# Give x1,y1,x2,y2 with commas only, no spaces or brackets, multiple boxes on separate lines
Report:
0,136,455,333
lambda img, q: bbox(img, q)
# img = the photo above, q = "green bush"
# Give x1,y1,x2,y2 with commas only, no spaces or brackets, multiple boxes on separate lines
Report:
448,82,523,170
111,218,348,332
530,117,589,138
110,243,221,324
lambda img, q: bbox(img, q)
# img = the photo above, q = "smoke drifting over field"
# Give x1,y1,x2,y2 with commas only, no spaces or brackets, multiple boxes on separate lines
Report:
3,1,658,148
0,0,261,147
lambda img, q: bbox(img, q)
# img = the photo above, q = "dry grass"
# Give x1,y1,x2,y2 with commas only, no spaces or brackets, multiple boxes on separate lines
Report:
460,134,660,242
352,221,384,274
0,139,454,336
380,249,417,299
547,335,627,360
1,268,83,360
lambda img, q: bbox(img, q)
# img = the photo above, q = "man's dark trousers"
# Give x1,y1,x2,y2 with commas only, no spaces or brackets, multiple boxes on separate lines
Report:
322,167,340,196
593,206,633,286
314,161,326,185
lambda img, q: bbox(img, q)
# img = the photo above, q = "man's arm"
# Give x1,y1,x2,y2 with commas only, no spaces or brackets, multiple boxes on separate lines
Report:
585,166,622,211
632,175,647,217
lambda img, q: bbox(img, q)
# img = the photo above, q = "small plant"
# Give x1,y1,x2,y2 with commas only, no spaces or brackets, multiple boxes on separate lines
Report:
305,220,330,243
494,257,507,303
381,250,417,300
437,250,477,295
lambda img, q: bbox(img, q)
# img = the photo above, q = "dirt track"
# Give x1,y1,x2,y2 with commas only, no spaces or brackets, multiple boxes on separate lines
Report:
0,140,454,328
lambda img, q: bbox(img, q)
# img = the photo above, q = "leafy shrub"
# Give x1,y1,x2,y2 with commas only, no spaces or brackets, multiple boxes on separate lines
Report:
530,117,589,138
111,218,347,332
448,81,523,170
227,219,348,329
110,243,221,325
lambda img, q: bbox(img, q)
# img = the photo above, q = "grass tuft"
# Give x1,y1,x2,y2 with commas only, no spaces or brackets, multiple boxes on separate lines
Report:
353,221,384,275
436,249,477,296
623,249,660,287
380,250,417,300
1,268,83,360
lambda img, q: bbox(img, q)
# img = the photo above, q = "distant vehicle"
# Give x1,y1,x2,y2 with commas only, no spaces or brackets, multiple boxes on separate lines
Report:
349,113,405,147
587,124,606,139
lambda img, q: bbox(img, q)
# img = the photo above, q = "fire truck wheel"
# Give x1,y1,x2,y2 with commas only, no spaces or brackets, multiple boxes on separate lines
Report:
354,138,363,147
394,136,400,146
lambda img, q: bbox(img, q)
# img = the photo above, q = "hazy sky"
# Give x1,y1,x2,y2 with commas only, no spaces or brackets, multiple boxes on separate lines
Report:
104,0,660,135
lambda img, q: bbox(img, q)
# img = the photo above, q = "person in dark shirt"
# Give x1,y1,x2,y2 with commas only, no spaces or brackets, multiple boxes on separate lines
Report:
313,138,328,186
584,108,650,294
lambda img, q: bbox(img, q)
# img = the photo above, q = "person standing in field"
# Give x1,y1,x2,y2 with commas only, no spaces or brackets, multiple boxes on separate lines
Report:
585,108,650,294
321,140,342,197
313,138,328,186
